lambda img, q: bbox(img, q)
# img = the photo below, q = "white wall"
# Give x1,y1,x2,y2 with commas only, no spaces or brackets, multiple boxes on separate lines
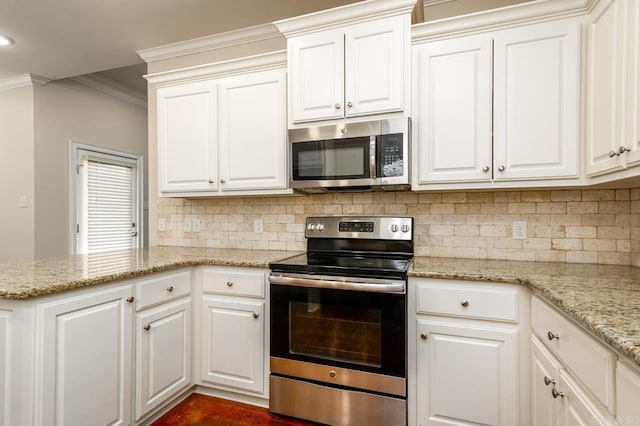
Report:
0,86,35,261
33,79,148,258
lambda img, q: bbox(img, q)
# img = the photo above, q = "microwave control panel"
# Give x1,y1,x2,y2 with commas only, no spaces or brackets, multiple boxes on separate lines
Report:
378,133,404,177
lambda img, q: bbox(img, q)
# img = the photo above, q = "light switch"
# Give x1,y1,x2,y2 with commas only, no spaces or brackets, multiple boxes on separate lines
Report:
183,219,192,233
158,218,166,232
19,195,28,208
192,218,201,232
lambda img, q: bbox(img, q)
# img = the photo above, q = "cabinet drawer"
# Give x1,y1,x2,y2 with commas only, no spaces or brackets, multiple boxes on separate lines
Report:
135,270,191,311
415,280,518,322
201,268,265,298
531,296,615,413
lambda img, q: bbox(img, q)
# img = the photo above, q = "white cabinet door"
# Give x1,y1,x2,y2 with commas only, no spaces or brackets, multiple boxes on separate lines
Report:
288,30,344,123
135,298,191,420
218,70,287,191
157,80,217,193
493,18,579,180
558,370,614,426
616,361,640,425
36,285,133,426
586,0,626,176
532,336,561,426
621,0,640,167
417,319,518,426
0,309,9,426
413,35,493,184
345,17,405,117
201,296,264,393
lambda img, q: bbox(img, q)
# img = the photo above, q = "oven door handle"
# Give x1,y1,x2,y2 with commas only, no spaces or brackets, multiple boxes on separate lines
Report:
269,273,405,294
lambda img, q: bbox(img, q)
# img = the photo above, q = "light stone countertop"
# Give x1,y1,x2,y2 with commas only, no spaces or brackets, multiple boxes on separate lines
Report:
0,247,638,369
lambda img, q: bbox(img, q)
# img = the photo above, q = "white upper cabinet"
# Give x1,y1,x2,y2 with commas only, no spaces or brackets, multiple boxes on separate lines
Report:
587,0,640,177
275,0,414,126
148,51,291,197
412,13,581,190
157,81,217,194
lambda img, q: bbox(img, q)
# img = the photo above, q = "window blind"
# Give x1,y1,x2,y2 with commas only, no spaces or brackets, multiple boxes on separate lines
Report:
86,159,135,253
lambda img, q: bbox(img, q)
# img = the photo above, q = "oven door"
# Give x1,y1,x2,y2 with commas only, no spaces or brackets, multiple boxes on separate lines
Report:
270,279,406,396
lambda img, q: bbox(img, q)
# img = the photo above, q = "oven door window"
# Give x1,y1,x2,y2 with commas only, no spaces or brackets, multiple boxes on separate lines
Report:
271,284,405,378
292,137,370,180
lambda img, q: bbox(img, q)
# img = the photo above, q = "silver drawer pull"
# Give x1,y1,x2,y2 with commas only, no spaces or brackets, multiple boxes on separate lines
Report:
143,324,151,331
126,296,135,303
552,388,564,399
544,376,555,386
547,331,559,341
253,312,259,319
227,281,233,287
420,333,428,340
461,300,469,308
166,286,174,292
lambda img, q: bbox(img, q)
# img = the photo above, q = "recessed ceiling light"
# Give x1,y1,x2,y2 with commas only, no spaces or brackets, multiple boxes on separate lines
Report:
0,34,14,46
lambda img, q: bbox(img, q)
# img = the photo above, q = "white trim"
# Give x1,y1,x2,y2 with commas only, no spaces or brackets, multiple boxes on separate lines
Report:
137,23,282,63
69,141,144,255
144,50,286,87
70,74,147,108
412,0,593,43
0,73,49,91
422,0,455,6
274,0,417,37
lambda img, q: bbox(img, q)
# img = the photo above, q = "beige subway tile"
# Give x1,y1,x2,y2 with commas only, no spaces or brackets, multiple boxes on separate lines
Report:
287,204,305,215
362,204,386,215
599,201,631,214
454,225,480,237
431,203,455,215
467,215,494,225
415,214,442,225
597,226,630,239
251,240,270,250
617,240,631,252
494,214,523,224
269,205,287,214
582,213,615,226
632,253,640,268
615,189,631,200
552,238,582,251
322,205,342,215
523,238,552,250
480,248,507,260
415,246,430,257
632,201,640,214
418,236,444,247
551,190,582,202
494,192,522,203
550,211,583,226
430,225,454,236
522,191,551,202
443,236,469,247
385,204,408,215
566,251,598,263
455,203,481,214
565,226,597,239
467,236,494,248
615,214,631,226
332,193,353,205
508,203,536,214
631,188,640,201
507,249,536,261
286,241,305,251
413,224,430,237
598,252,630,265
567,201,598,214
406,204,431,215
494,238,524,249
442,192,467,203
269,241,288,251
522,214,551,225
481,203,509,214
537,202,567,214
429,246,455,258
373,193,396,205
535,250,566,262
582,189,615,201
441,215,467,225
343,204,364,214
454,247,481,259
396,193,418,204
480,225,508,237
418,193,442,204
583,238,617,252
277,232,295,242
304,205,325,215
467,192,494,203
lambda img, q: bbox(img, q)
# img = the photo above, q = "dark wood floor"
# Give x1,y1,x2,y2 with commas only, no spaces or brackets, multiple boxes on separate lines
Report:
152,393,320,426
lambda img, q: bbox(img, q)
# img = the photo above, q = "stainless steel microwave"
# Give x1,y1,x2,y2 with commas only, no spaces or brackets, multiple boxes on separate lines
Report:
289,118,410,193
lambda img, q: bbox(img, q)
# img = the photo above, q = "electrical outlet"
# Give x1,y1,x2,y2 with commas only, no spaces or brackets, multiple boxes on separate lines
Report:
19,195,28,208
183,219,192,233
512,221,527,240
158,218,166,232
254,219,264,234
192,217,201,233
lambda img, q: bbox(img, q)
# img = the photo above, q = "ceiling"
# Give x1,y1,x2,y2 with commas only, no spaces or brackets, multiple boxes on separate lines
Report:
0,0,361,94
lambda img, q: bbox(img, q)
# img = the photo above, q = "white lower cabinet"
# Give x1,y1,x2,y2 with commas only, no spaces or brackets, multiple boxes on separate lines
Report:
410,278,530,426
35,283,134,426
197,267,268,398
616,361,640,424
0,308,10,426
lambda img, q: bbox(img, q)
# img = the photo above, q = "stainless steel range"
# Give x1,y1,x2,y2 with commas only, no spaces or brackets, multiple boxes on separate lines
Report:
268,216,413,426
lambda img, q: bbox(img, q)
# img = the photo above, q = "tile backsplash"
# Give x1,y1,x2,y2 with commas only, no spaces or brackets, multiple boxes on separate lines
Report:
157,188,640,267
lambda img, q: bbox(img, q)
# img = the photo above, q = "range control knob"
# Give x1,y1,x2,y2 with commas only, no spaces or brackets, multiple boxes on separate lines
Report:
316,224,325,232
390,224,399,232
401,224,410,233
307,223,316,231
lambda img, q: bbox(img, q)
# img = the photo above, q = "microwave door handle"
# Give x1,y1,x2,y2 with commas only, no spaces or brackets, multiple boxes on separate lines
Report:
370,135,376,179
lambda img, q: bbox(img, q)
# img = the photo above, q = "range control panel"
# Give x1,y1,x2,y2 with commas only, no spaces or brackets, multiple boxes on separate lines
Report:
305,216,413,240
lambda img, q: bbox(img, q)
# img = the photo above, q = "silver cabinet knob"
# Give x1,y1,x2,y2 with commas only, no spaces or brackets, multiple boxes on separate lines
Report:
329,370,337,378
220,179,226,184
166,286,174,292
461,300,469,308
208,179,214,184
347,101,353,108
482,166,490,173
226,281,233,287
544,376,555,386
547,331,559,341
253,312,259,319
341,128,347,134
126,296,135,303
619,145,631,155
609,150,619,158
143,324,151,331
335,103,341,110
552,388,564,399
498,165,506,172
420,333,428,340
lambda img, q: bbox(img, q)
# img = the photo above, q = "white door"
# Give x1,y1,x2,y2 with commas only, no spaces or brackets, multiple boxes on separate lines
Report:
413,35,493,184
135,298,191,420
493,18,579,180
616,361,640,422
531,336,561,426
201,297,264,393
622,0,640,167
288,30,344,123
157,80,218,193
417,319,518,426
36,285,133,426
586,0,625,176
218,70,287,191
345,16,405,117
558,370,613,426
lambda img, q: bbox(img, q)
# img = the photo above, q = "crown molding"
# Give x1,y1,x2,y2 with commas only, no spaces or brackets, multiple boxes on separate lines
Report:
274,0,418,37
412,0,592,42
70,74,147,108
422,0,455,6
145,50,286,87
0,73,50,91
137,23,282,64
